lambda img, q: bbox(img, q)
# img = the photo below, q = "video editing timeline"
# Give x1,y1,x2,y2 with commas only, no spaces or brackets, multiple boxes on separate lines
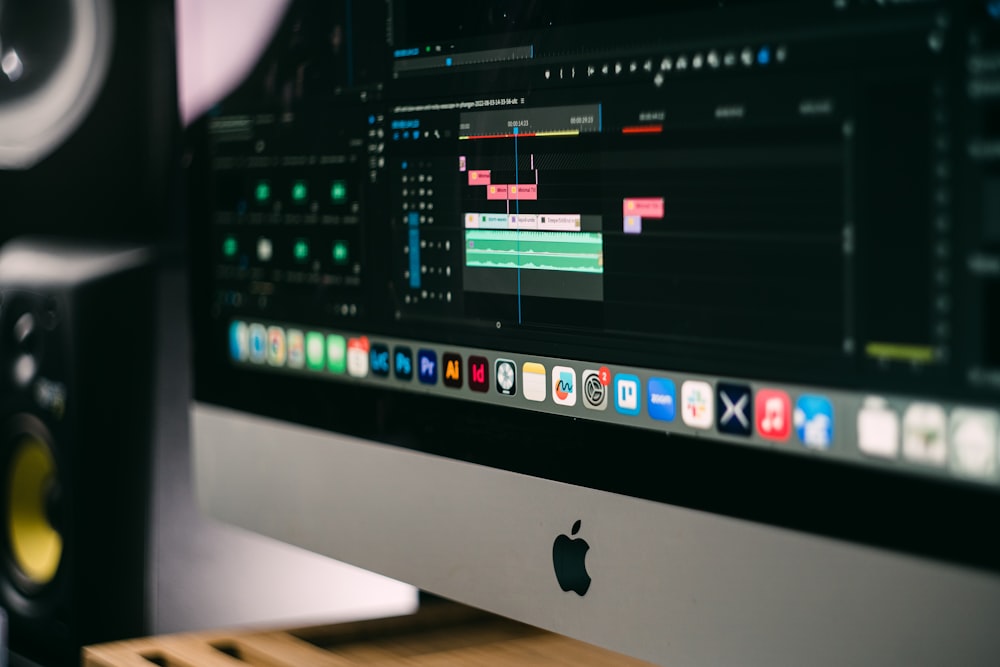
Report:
389,45,854,345
201,2,1000,488
460,105,605,308
228,318,1000,488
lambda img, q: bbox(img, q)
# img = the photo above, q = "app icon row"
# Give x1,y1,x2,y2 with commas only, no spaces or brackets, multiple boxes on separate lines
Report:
856,396,1000,480
613,375,834,449
229,321,832,447
230,321,1000,482
232,321,471,386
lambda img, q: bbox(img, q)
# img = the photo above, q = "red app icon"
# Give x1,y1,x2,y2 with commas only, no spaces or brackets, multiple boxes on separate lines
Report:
468,355,489,392
756,389,791,441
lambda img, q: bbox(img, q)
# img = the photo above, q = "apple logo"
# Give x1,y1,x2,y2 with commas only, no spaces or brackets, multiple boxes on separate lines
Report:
552,519,591,596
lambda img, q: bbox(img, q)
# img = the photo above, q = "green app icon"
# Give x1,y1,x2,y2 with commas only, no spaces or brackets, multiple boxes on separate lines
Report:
327,334,347,374
306,332,325,371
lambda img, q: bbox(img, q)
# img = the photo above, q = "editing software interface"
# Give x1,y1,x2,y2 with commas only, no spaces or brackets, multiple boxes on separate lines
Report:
192,0,1000,529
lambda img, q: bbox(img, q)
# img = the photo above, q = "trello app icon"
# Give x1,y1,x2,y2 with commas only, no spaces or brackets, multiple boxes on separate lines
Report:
614,373,641,415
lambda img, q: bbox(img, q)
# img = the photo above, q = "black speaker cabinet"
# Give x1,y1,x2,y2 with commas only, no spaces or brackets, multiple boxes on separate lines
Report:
0,237,154,666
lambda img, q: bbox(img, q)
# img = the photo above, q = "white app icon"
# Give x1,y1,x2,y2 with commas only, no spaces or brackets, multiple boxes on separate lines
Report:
857,396,899,459
552,366,577,406
949,408,999,479
522,362,547,402
347,339,369,378
681,380,713,429
902,402,947,466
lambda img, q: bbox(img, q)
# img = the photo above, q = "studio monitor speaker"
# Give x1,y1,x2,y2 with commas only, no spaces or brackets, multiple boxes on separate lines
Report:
0,0,176,246
0,237,154,666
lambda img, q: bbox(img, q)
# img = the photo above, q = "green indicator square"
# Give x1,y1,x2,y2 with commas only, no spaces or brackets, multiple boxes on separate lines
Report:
332,241,349,265
254,181,270,203
330,180,347,203
326,334,347,373
293,239,310,262
305,332,325,371
222,236,238,258
291,181,308,203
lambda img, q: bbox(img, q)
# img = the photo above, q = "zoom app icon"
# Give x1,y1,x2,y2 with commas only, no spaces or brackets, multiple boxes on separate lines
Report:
582,369,608,411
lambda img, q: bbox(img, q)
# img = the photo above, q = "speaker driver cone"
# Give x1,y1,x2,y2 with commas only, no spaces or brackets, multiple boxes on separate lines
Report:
7,433,61,588
0,0,114,168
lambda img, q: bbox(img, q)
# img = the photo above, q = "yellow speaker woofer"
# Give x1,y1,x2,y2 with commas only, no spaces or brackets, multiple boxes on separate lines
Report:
7,435,62,587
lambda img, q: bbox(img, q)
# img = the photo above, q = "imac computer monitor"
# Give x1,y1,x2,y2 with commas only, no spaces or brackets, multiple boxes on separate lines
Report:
188,2,1000,664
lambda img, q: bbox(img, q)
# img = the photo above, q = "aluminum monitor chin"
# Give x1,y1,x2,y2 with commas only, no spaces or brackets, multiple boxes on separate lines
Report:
187,2,1000,664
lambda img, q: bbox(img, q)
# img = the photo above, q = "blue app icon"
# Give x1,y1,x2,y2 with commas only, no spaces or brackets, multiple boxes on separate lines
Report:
394,346,413,380
647,377,676,422
794,394,834,449
370,343,390,377
417,349,438,384
229,321,248,362
614,373,641,416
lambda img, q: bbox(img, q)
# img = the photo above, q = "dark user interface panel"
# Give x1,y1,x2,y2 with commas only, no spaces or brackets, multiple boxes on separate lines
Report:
194,1,1000,491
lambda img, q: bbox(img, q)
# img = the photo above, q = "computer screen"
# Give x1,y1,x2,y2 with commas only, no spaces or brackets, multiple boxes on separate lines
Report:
188,1,1000,664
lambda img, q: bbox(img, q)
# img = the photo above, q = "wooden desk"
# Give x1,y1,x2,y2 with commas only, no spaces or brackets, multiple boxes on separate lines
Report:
84,602,656,667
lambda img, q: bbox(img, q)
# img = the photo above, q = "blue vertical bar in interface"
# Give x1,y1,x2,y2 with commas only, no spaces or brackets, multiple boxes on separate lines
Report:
408,212,421,288
513,126,522,324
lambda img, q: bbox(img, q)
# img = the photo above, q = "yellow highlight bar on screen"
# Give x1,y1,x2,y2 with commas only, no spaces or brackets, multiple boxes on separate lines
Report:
865,342,936,364
534,130,580,137
458,129,581,140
